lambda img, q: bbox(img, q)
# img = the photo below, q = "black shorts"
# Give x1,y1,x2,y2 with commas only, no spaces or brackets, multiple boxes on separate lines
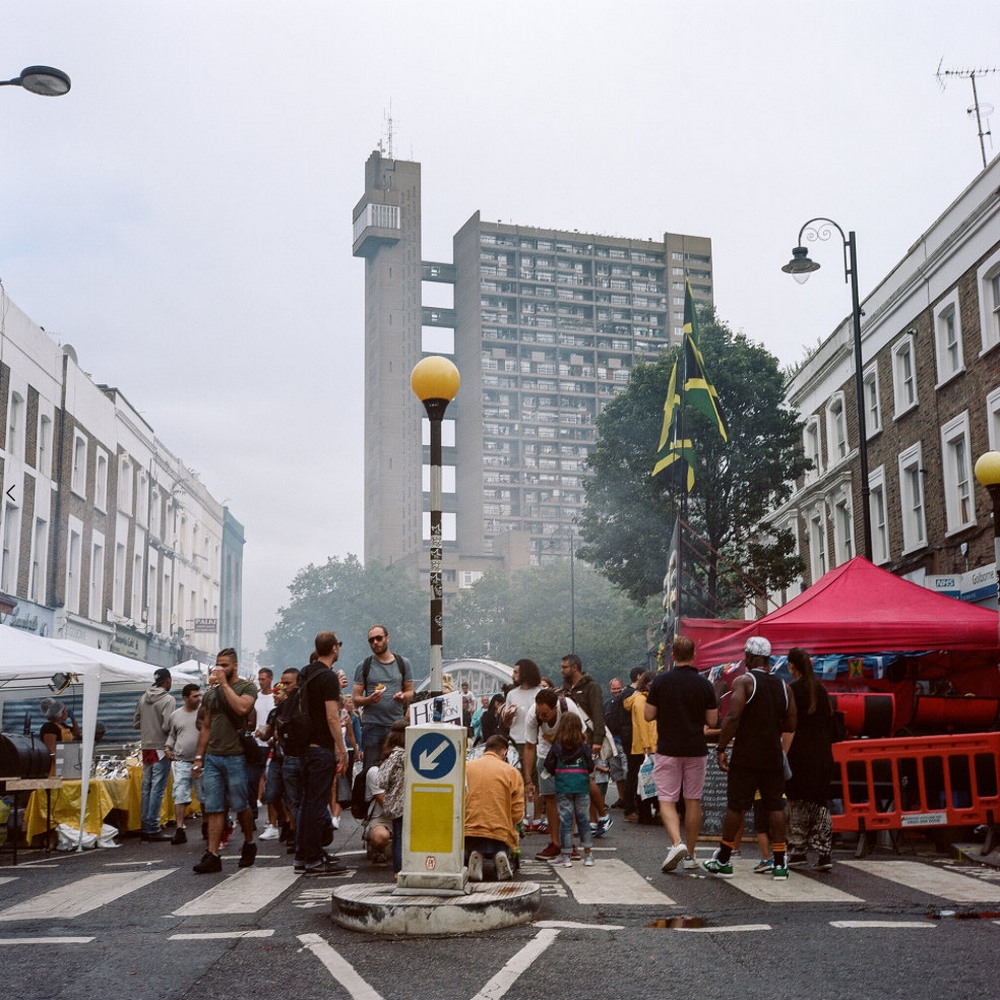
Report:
727,764,786,813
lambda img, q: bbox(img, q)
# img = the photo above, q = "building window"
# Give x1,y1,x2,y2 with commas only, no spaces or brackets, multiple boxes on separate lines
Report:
976,248,1000,353
892,332,918,416
825,395,847,464
71,432,88,498
29,517,47,603
89,537,105,619
1,504,19,593
7,391,24,458
868,466,889,565
988,386,1000,451
66,521,83,614
95,451,108,512
804,418,821,481
118,456,134,513
940,412,974,534
808,508,827,581
898,443,926,552
113,542,126,616
934,291,964,384
37,414,53,476
862,363,881,436
833,496,854,563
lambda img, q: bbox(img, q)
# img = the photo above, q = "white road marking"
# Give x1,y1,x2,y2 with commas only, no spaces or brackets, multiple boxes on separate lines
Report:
725,870,862,903
0,878,17,888
841,860,1000,902
830,920,934,929
299,933,385,1000
553,858,676,905
0,870,175,921
535,920,624,930
0,936,94,945
675,924,772,933
169,929,275,940
172,866,300,916
470,927,561,1000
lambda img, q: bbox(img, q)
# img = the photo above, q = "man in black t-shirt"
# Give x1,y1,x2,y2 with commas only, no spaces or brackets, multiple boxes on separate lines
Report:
645,636,718,873
289,631,351,877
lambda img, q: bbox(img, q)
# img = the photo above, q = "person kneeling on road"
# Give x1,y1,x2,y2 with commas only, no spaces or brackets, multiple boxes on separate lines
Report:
464,735,524,882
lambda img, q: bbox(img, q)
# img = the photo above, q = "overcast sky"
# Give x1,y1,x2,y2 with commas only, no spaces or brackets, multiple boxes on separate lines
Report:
2,2,997,653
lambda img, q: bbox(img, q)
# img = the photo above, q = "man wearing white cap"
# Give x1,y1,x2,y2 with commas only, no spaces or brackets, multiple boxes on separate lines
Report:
702,636,796,880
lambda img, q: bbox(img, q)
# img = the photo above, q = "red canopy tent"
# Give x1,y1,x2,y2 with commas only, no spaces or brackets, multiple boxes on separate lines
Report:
690,557,1000,730
692,557,1000,666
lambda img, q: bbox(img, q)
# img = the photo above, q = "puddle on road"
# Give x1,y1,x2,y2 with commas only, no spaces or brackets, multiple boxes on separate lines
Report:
927,909,1000,921
645,916,708,929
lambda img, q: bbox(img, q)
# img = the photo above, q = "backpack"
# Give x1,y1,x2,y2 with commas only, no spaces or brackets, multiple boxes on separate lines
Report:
350,769,370,820
604,690,629,740
276,672,312,751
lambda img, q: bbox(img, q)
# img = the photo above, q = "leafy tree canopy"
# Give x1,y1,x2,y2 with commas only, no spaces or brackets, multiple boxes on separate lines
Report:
448,561,659,689
262,555,429,680
577,308,808,611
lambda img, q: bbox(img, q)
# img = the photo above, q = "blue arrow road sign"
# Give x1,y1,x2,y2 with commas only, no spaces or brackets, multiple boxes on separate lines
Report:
410,733,458,779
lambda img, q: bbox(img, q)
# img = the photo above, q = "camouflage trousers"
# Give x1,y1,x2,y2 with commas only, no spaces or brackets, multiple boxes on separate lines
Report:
787,798,832,857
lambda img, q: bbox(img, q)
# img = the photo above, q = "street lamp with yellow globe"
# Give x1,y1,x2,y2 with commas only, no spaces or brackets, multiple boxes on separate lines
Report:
410,356,460,695
974,450,1000,613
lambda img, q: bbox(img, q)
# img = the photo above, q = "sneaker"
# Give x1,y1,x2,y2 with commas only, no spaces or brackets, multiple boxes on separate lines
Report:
293,862,306,873
260,824,280,841
535,842,561,860
583,854,594,867
193,851,222,874
772,865,789,880
467,850,484,882
752,859,774,874
730,849,742,859
660,841,688,874
550,854,570,866
683,857,699,870
701,857,734,877
787,853,808,869
238,842,258,868
331,815,341,830
170,828,187,846
814,855,833,872
302,860,352,877
494,850,513,882
594,815,613,838
535,820,549,835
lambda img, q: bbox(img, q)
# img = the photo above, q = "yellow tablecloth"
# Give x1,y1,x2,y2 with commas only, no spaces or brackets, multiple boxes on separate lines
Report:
24,766,199,839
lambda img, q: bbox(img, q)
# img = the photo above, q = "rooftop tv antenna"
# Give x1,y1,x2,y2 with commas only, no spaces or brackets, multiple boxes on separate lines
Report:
377,102,394,159
936,59,998,169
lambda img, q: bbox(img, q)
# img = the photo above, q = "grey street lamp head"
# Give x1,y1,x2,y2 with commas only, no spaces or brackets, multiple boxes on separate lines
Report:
782,246,821,285
1,66,71,96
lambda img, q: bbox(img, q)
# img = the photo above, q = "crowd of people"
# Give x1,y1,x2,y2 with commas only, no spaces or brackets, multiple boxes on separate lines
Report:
65,624,836,884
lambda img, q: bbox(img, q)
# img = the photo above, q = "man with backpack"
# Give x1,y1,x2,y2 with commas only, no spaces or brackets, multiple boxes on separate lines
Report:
352,624,414,774
280,631,352,877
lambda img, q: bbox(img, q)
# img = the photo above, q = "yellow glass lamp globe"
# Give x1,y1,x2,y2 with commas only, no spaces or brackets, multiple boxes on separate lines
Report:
410,356,460,403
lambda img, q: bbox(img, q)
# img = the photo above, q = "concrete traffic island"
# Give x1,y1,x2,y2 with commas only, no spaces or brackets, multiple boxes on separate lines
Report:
330,881,542,935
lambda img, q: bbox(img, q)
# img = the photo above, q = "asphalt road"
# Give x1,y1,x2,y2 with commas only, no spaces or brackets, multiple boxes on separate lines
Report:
2,813,999,1000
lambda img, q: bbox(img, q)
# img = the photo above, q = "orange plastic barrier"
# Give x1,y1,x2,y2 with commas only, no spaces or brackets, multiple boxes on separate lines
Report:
830,732,1000,840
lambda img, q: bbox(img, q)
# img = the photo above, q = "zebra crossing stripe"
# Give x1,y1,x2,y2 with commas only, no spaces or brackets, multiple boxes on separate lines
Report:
0,870,175,921
172,866,301,916
554,858,676,905
841,861,1000,902
724,870,862,904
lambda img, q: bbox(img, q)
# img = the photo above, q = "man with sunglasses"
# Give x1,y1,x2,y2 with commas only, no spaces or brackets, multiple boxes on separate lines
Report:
353,624,414,775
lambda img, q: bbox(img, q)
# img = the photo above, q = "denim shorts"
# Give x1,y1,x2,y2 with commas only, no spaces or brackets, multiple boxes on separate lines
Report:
172,760,194,804
201,753,249,814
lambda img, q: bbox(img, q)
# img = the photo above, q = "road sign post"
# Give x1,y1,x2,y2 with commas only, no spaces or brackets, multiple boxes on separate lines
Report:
396,723,468,895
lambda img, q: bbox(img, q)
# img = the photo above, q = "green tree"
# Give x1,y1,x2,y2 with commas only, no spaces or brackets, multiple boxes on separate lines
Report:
577,308,808,612
262,555,429,680
448,561,658,688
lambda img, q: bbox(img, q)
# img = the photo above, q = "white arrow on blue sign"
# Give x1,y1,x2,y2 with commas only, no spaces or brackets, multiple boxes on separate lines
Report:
409,732,458,779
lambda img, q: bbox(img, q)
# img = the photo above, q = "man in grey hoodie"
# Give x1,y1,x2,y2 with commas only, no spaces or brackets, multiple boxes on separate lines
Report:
134,667,176,841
